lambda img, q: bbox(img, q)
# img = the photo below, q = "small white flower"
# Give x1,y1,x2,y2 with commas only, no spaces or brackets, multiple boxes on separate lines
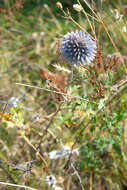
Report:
62,145,71,152
73,4,83,12
113,9,123,20
32,32,38,39
44,4,48,8
115,11,119,19
40,32,44,36
8,97,19,108
45,175,57,186
49,150,62,160
122,26,127,32
49,149,69,160
49,146,79,160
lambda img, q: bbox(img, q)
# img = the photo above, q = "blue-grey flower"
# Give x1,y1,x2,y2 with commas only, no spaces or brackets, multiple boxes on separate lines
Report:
60,30,97,65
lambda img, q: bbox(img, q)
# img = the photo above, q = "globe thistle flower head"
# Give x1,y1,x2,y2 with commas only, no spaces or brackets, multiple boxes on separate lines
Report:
60,30,97,66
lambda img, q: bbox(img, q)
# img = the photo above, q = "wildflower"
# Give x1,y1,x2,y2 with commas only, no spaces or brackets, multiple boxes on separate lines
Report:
62,145,71,152
32,32,38,39
49,149,69,160
8,97,19,108
56,2,63,9
49,145,79,160
113,9,123,20
113,9,119,19
40,31,44,36
62,145,79,156
122,26,127,32
73,4,83,12
43,4,48,9
60,30,96,65
45,175,57,186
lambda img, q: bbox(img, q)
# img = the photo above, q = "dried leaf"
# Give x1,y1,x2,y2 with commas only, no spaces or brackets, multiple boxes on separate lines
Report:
0,8,6,13
122,5,127,15
104,52,124,71
40,68,67,93
14,0,23,10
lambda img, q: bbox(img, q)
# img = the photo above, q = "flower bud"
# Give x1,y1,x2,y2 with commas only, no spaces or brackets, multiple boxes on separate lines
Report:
73,4,83,12
56,2,63,9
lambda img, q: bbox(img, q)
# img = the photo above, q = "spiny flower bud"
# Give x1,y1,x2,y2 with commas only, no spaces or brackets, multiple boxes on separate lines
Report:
60,30,97,66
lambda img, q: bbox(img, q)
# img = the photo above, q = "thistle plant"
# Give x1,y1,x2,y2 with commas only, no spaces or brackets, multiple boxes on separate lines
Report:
0,1,127,190
60,30,97,65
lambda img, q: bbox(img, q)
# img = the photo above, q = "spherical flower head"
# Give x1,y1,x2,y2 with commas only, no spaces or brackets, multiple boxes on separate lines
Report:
60,30,97,66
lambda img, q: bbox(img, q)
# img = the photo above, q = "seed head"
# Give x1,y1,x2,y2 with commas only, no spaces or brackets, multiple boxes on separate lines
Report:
60,30,97,66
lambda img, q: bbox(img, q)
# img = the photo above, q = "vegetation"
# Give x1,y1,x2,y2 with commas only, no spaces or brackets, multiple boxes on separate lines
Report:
0,0,127,190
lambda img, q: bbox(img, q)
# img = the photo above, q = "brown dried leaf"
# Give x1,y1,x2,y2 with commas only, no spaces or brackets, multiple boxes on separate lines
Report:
122,5,127,15
14,0,23,10
104,52,124,71
94,48,104,74
0,8,6,13
40,68,67,93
